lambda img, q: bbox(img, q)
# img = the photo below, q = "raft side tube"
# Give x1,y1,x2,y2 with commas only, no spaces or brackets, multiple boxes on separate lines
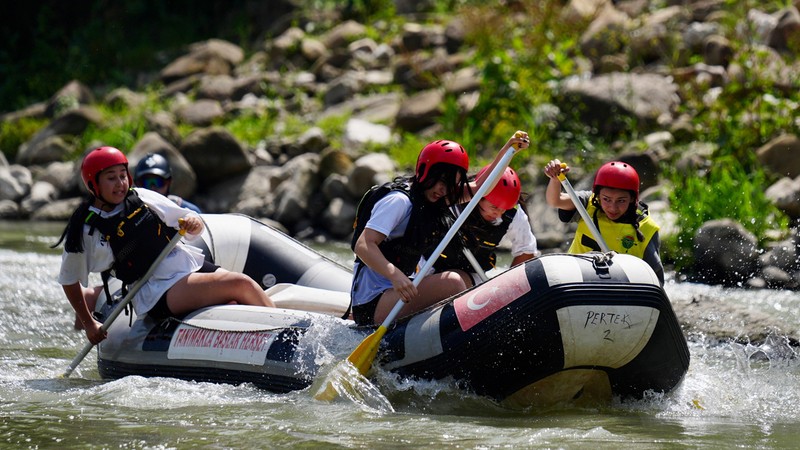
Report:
379,254,688,404
187,214,352,292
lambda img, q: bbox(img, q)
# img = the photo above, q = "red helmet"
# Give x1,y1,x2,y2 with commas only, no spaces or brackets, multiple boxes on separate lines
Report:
81,146,131,196
476,165,521,210
593,161,640,197
415,140,469,183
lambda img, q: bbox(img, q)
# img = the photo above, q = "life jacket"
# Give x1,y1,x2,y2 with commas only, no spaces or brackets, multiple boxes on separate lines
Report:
351,180,447,276
85,189,177,284
568,194,659,258
433,205,516,272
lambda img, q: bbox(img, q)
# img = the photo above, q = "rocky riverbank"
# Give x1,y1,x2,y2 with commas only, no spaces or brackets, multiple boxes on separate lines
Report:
668,285,799,347
0,1,799,344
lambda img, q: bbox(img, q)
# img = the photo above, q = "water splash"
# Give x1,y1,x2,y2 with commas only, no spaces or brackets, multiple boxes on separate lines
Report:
310,360,394,413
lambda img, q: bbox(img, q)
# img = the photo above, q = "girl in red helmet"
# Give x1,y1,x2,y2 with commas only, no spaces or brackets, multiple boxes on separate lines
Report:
54,146,275,345
420,165,540,286
543,159,664,285
351,132,529,325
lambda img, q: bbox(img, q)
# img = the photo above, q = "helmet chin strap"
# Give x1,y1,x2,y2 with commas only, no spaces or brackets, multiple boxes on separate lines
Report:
89,183,119,212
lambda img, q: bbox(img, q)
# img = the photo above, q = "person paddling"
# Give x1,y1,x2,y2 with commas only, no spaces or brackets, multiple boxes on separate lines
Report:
350,132,529,326
543,159,664,285
422,165,540,286
54,146,275,345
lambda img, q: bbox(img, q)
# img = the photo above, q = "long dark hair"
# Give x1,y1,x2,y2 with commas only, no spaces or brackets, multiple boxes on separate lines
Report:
51,195,94,253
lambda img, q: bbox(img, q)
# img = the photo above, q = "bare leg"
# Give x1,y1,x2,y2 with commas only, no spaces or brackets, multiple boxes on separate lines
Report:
372,271,466,325
453,269,474,288
74,285,103,330
165,268,274,316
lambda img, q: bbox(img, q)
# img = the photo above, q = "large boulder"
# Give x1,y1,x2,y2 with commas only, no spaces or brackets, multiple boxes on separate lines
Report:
693,219,760,285
558,72,680,134
129,132,198,200
180,127,252,187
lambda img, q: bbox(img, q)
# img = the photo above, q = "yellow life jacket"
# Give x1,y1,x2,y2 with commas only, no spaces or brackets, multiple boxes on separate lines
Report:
567,195,659,258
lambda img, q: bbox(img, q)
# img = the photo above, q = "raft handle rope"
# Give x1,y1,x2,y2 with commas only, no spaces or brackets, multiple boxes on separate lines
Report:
590,251,616,278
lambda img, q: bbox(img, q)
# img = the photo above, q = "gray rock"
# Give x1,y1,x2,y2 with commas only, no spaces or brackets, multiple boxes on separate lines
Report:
395,89,443,132
0,165,31,202
346,153,396,198
20,181,57,217
174,99,225,127
343,119,392,149
129,133,198,199
693,219,760,285
181,127,252,185
756,134,800,179
30,197,82,221
321,197,356,238
0,199,20,218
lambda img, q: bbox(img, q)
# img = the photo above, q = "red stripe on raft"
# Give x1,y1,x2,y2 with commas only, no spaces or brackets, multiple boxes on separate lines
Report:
454,264,531,332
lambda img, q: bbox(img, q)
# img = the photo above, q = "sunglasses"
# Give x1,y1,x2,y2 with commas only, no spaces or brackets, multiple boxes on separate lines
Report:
138,176,168,190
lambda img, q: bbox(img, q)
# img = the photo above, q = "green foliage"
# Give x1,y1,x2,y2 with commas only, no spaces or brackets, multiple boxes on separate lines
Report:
449,0,596,162
665,156,789,271
73,105,148,157
316,114,350,150
0,118,47,161
226,113,277,148
686,53,800,165
390,134,430,173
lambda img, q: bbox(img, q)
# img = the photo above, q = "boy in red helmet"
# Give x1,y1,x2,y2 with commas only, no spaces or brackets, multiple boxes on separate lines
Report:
350,132,529,325
54,147,275,345
421,165,540,286
543,159,664,285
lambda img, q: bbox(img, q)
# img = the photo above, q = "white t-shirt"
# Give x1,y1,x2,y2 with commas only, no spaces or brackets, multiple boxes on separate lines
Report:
350,190,412,307
503,206,540,258
57,188,205,315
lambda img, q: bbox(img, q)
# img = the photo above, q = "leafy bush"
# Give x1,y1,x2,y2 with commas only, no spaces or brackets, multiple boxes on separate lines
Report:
0,118,47,161
665,156,789,271
226,112,277,148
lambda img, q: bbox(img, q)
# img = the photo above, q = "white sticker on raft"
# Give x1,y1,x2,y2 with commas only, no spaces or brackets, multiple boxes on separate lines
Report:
557,305,659,369
167,324,276,365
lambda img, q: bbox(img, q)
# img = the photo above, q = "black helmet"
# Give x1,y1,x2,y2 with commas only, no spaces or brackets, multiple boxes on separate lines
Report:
135,153,172,180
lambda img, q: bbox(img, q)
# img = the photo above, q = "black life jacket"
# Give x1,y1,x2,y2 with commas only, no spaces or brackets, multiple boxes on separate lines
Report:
85,189,177,284
432,205,516,272
351,180,448,276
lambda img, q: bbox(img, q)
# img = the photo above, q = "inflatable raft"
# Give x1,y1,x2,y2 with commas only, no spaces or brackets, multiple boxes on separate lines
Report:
95,214,690,406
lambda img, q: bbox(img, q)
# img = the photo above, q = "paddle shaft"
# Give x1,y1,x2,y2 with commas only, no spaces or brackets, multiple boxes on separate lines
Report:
380,145,519,328
62,228,186,378
557,171,611,253
462,248,489,282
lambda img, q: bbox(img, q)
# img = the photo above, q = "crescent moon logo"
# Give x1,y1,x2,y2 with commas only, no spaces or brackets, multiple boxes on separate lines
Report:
466,292,489,310
454,265,531,332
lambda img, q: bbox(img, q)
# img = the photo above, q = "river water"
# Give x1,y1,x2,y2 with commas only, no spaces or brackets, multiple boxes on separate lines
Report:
1,220,799,449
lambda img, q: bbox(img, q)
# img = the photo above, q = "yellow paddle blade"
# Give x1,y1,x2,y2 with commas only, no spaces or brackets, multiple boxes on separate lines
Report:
347,325,388,376
313,376,340,402
312,325,388,402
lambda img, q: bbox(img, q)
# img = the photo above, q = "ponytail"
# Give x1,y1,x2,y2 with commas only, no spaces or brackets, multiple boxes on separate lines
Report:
51,197,93,253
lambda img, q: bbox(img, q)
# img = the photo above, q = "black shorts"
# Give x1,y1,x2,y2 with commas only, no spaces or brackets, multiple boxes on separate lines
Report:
352,292,382,326
147,260,219,322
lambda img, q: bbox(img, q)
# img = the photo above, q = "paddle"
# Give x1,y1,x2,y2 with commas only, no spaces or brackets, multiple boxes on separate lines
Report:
61,225,186,378
462,247,489,282
556,163,611,252
314,137,523,401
